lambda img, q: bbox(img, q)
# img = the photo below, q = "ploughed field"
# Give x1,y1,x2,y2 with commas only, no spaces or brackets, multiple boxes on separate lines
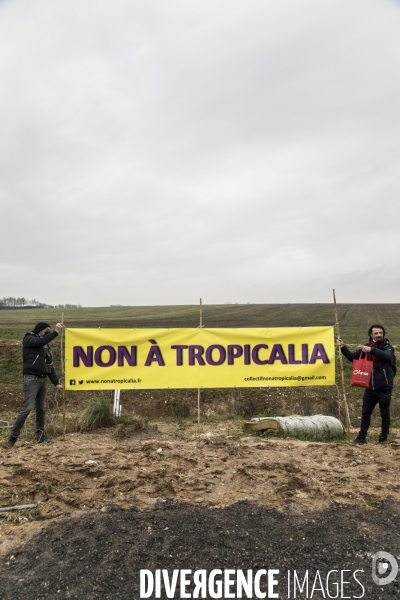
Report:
2,302,400,335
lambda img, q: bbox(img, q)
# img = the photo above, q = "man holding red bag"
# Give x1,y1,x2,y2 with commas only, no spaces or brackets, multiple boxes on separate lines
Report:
337,324,395,444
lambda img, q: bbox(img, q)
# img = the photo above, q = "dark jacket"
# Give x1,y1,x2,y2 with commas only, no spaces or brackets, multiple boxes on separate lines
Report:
341,340,394,390
22,331,60,386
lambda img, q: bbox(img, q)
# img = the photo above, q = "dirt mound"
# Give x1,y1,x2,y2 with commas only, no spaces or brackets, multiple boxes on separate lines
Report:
1,422,400,598
1,501,400,599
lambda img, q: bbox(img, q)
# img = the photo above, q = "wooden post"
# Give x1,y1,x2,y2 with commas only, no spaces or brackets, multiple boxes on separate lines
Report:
333,290,351,442
197,298,204,441
197,388,201,442
61,312,66,441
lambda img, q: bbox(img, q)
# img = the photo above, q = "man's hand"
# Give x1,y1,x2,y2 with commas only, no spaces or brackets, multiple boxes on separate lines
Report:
55,323,63,333
358,345,371,353
56,384,63,390
337,338,344,348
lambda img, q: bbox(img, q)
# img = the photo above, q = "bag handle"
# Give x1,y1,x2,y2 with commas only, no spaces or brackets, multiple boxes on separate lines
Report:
358,350,372,361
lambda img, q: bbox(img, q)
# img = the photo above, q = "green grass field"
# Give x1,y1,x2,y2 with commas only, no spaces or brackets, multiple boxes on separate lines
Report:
0,304,398,427
1,302,400,343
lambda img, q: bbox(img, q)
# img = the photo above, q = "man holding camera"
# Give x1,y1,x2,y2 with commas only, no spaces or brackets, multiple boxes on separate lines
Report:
8,322,63,447
337,324,395,444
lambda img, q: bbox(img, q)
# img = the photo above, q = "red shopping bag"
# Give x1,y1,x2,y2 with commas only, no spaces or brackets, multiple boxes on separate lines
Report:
350,352,372,388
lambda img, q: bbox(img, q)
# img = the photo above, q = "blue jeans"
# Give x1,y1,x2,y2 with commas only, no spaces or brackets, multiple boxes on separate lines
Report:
359,387,391,440
10,375,47,439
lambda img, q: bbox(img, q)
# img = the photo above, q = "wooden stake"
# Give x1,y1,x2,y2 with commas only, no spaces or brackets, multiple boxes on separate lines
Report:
197,298,203,441
61,312,66,441
333,290,351,442
197,388,201,442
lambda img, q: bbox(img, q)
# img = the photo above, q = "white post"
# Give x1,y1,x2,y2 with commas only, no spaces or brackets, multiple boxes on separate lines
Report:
113,390,121,416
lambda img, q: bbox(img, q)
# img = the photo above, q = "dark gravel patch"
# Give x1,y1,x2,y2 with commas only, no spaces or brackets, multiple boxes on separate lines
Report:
1,500,399,599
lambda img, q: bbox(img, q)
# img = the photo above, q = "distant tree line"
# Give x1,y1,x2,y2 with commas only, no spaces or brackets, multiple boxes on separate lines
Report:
54,303,82,309
0,297,82,309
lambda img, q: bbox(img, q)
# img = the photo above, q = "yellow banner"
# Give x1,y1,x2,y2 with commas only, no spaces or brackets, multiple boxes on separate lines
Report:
65,327,334,390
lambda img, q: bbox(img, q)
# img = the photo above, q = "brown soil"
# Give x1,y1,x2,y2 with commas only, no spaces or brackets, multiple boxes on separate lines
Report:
1,422,400,599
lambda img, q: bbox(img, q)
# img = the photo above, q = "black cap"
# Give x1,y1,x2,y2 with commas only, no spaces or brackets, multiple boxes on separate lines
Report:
33,322,51,334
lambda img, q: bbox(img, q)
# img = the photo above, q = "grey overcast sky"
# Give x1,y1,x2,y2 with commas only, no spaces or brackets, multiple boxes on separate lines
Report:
1,0,400,306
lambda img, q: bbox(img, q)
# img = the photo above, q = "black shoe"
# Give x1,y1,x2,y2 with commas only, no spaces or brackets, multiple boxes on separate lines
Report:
36,430,51,444
353,436,366,444
378,436,387,443
7,437,17,448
